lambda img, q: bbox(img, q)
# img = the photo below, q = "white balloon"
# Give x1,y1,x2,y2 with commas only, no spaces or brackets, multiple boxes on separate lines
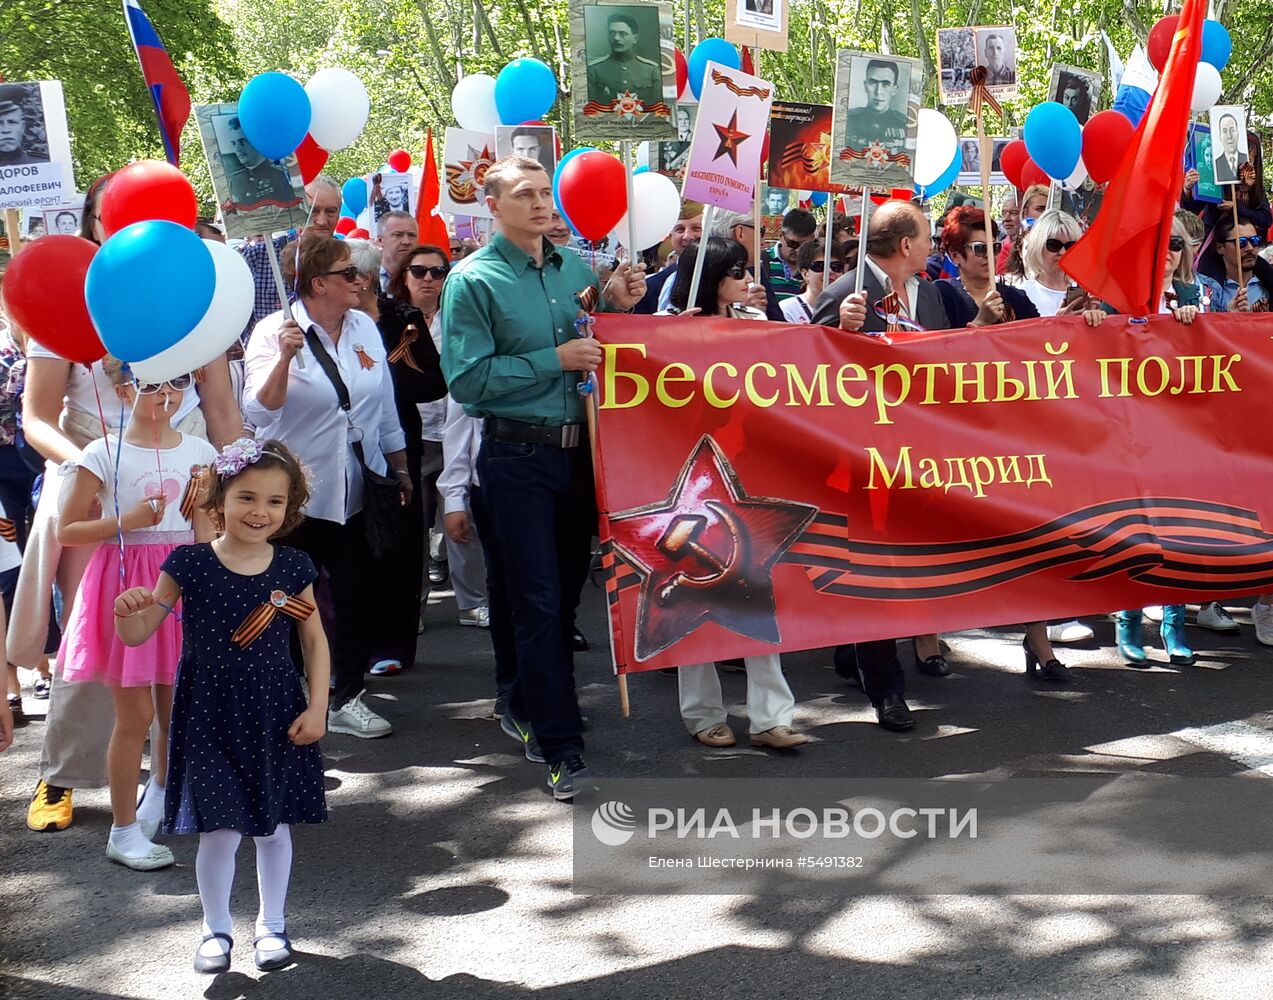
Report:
612,172,682,252
1191,62,1223,113
914,109,958,187
451,74,500,134
1061,157,1088,190
131,241,254,383
305,68,370,152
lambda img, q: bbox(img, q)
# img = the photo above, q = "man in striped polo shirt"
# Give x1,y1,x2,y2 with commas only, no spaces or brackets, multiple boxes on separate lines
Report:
764,206,817,301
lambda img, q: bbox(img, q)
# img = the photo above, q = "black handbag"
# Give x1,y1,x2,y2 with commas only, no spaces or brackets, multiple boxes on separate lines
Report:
302,328,404,560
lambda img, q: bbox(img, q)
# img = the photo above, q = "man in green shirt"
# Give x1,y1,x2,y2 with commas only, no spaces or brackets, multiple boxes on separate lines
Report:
441,155,645,801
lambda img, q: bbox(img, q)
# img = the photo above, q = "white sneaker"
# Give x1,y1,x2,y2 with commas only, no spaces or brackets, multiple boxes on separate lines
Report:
1046,620,1094,643
327,690,392,738
1197,602,1240,632
1253,603,1273,647
458,606,490,628
1142,606,1164,623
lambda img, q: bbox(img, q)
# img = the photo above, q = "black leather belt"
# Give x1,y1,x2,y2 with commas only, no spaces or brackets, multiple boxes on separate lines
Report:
484,417,584,448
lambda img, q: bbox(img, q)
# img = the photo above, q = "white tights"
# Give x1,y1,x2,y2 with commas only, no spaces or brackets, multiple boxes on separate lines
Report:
195,825,293,956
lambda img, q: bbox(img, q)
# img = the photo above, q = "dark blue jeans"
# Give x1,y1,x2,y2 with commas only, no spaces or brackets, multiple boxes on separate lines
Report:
468,484,517,702
476,438,596,766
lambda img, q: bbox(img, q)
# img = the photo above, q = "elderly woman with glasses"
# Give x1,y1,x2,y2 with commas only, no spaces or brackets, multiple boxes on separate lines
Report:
371,245,450,673
936,205,1039,326
245,231,413,740
780,239,848,323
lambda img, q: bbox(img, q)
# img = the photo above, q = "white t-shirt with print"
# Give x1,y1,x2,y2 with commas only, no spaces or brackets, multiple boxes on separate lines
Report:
75,433,218,534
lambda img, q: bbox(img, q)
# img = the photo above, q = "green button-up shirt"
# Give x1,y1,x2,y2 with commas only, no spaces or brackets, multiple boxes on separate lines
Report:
441,233,605,426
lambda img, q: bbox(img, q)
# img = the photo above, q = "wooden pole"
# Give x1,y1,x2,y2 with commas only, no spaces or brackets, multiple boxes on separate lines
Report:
264,236,305,369
1231,185,1244,298
3,209,23,258
685,204,715,310
853,187,870,294
976,103,996,287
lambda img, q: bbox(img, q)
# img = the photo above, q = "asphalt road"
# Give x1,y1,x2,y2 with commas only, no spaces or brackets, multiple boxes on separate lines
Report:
3,582,1273,999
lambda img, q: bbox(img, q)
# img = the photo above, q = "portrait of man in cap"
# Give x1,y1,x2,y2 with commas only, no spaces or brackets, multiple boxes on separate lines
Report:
0,83,50,166
584,8,663,110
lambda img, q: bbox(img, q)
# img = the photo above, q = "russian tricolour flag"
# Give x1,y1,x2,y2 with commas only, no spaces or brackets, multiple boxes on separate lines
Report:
123,0,191,165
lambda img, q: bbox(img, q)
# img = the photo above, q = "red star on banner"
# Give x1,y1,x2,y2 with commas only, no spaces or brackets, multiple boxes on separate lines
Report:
712,109,750,166
608,436,818,661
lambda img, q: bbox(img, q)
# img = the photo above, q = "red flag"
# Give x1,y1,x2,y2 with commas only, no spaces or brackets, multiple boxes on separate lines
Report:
1062,0,1204,315
417,129,451,257
740,46,755,76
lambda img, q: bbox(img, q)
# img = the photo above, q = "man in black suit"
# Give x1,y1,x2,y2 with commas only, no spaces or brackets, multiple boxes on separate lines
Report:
1214,112,1248,185
810,199,1003,732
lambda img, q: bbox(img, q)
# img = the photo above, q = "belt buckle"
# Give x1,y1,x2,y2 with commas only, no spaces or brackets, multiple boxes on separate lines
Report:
560,424,581,448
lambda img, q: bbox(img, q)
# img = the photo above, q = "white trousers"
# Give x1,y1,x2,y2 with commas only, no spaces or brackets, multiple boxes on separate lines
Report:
677,654,795,735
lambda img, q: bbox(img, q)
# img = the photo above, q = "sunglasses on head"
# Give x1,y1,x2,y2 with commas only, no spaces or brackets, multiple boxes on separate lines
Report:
407,263,450,280
1044,238,1078,254
135,373,193,394
725,262,751,280
810,260,846,273
1223,235,1263,249
325,265,362,282
967,241,1004,258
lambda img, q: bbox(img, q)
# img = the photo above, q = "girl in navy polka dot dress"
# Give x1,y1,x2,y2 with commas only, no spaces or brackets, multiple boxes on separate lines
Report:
114,439,329,975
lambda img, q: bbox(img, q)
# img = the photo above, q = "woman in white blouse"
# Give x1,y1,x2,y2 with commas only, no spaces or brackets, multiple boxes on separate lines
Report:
245,231,410,740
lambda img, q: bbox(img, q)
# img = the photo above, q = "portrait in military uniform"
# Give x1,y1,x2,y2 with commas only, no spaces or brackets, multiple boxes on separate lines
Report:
195,103,309,240
570,0,678,141
830,51,922,192
975,26,1018,99
1049,65,1101,126
496,124,558,176
653,105,696,178
0,83,50,166
937,27,975,105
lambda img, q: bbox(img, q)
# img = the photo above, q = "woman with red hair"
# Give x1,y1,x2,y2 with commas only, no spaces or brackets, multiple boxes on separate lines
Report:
935,205,1039,326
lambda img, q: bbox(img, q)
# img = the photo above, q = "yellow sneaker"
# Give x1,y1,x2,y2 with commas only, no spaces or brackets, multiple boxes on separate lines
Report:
26,781,72,832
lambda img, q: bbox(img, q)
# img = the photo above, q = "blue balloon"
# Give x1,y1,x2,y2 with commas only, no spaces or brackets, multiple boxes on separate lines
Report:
237,72,311,161
1202,19,1232,71
333,232,346,240
342,177,368,217
85,221,215,363
495,58,558,126
808,191,828,207
914,148,961,200
553,146,596,234
1023,102,1082,181
688,38,741,99
633,164,650,174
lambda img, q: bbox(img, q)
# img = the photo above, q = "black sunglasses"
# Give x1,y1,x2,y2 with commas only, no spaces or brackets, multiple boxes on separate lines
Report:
783,237,809,250
407,263,450,280
1167,236,1186,252
725,262,751,280
325,266,362,282
1044,238,1078,254
810,260,846,273
967,241,1004,258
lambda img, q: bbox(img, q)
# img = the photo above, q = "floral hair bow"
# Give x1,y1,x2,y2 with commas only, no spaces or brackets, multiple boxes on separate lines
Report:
214,438,265,478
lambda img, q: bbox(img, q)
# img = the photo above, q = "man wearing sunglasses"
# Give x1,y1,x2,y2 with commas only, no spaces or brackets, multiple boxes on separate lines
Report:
377,210,419,294
441,156,646,801
1208,215,1272,312
764,206,817,301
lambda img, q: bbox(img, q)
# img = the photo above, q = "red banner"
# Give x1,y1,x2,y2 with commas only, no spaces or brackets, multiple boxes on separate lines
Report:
590,313,1273,673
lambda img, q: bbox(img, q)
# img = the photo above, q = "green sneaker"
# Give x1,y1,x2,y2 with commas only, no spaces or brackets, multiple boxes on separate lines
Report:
499,713,545,763
546,754,593,801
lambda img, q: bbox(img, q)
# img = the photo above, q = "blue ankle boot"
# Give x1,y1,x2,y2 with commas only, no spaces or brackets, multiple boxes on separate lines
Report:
1160,604,1196,665
1115,610,1148,666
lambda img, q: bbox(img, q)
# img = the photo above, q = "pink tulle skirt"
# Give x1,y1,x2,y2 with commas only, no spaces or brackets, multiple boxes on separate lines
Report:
60,536,185,688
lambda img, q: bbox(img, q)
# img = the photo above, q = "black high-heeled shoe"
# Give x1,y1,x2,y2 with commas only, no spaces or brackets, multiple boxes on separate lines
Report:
1023,636,1071,683
911,638,951,677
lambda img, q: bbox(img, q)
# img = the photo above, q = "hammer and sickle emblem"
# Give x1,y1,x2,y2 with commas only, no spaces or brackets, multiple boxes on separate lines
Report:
656,501,751,602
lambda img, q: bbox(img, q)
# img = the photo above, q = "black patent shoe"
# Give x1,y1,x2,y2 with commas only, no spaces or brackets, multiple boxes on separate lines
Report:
1023,637,1071,683
911,639,951,676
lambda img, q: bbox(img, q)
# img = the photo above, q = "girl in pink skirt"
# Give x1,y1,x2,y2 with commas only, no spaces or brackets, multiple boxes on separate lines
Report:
57,359,217,870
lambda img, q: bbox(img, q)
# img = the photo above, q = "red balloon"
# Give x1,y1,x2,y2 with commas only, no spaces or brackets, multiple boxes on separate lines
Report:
296,133,329,185
1019,157,1050,190
387,148,412,172
674,48,689,99
4,236,105,364
557,151,627,240
349,227,370,239
99,160,197,238
1148,15,1179,73
335,216,357,235
1000,139,1030,190
1082,110,1136,185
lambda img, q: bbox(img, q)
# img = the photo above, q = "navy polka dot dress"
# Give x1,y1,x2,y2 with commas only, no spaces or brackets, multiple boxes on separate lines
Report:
162,543,328,836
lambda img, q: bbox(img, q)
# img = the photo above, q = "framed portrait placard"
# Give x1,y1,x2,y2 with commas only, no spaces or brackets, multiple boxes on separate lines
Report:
195,103,309,240
937,28,975,105
724,0,790,53
441,127,496,219
38,193,85,239
1048,65,1102,125
1210,105,1250,187
767,101,845,193
955,136,1009,186
680,60,774,212
0,80,75,210
370,168,420,229
571,0,679,141
830,51,922,191
495,124,559,176
651,105,696,179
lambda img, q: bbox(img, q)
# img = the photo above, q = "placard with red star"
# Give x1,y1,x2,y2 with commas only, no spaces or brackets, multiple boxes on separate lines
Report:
681,60,775,213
